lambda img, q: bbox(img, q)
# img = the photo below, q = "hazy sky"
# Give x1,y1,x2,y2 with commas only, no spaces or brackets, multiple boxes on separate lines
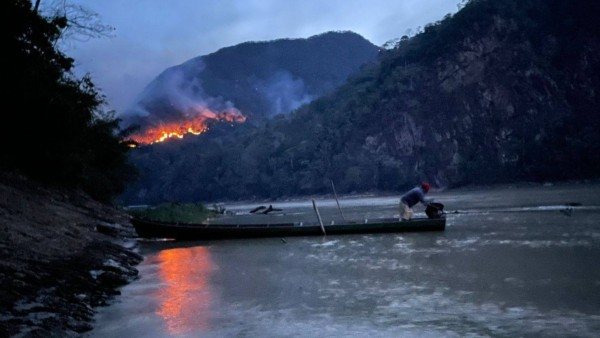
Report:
63,0,460,116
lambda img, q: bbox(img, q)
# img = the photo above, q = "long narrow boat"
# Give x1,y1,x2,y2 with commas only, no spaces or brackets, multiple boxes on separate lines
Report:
130,216,446,241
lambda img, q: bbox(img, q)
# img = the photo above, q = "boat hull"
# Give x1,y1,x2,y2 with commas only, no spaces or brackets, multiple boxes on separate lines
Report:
131,217,446,241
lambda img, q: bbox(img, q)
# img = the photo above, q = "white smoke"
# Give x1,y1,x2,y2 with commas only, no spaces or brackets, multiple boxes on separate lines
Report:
122,58,242,128
121,60,313,131
257,71,314,115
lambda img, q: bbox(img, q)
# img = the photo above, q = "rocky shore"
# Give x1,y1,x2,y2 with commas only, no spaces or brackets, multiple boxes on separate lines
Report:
0,173,144,337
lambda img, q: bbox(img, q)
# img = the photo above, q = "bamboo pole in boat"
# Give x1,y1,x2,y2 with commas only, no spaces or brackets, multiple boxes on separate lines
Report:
312,199,326,235
330,180,346,221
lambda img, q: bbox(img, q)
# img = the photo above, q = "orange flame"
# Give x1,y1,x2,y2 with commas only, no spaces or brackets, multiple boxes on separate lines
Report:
130,109,246,145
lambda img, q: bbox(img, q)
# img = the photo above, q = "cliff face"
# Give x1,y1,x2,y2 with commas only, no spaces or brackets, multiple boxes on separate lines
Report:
371,2,600,187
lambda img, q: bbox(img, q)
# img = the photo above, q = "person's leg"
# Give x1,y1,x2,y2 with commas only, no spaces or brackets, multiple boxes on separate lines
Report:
400,202,412,220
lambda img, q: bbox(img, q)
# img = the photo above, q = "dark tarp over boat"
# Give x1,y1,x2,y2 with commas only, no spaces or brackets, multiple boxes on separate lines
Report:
130,216,446,241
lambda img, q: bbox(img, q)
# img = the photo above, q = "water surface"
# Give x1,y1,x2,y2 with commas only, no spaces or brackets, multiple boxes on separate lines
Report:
87,184,600,337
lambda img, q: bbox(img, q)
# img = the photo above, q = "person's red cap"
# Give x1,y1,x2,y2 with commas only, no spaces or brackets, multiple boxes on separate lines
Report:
421,182,431,192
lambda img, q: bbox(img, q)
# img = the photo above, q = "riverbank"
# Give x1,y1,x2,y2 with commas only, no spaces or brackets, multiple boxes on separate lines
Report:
0,173,143,337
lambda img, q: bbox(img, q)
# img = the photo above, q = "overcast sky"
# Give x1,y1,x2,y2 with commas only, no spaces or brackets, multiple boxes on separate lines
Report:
63,0,460,116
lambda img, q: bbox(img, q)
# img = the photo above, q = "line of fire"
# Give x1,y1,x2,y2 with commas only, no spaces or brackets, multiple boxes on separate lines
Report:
127,109,246,146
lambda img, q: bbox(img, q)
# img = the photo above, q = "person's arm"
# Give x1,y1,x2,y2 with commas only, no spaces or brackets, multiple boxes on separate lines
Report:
418,190,434,205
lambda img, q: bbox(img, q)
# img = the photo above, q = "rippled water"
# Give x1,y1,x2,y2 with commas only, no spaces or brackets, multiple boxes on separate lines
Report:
86,183,600,337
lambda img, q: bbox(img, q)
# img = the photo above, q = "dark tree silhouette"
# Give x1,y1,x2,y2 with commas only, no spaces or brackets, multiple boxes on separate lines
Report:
2,0,137,202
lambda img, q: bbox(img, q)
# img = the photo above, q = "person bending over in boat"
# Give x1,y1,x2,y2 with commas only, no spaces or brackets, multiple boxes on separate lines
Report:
400,182,434,220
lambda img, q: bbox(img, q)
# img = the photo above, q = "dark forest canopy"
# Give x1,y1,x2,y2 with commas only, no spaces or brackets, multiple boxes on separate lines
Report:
2,0,138,202
121,0,600,205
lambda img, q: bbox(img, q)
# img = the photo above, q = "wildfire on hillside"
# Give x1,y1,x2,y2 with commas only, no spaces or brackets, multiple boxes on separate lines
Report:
128,108,246,146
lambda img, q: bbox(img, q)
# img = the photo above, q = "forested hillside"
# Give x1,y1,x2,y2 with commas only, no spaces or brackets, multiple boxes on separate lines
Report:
121,0,600,204
123,31,380,131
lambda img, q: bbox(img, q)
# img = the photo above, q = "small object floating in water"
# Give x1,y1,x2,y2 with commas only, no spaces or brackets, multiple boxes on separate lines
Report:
249,204,283,214
560,207,573,216
249,206,267,213
261,204,282,214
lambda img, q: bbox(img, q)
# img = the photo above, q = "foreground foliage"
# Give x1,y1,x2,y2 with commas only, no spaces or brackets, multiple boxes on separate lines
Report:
2,0,137,202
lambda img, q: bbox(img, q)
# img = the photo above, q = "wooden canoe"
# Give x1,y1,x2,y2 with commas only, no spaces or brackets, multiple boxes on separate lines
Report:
130,216,446,241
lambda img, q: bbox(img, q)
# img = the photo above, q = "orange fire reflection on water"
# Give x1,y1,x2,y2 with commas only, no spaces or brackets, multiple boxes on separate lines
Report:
155,246,215,336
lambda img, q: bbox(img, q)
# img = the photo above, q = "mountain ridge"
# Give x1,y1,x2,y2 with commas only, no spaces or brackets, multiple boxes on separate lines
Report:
123,31,380,130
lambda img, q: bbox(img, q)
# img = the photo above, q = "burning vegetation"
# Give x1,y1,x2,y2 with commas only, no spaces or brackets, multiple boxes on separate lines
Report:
129,109,246,145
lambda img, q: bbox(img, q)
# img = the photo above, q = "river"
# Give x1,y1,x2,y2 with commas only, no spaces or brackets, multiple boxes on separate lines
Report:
86,183,600,337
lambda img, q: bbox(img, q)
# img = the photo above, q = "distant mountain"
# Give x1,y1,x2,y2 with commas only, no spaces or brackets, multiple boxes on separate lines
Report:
122,31,380,131
121,0,600,205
